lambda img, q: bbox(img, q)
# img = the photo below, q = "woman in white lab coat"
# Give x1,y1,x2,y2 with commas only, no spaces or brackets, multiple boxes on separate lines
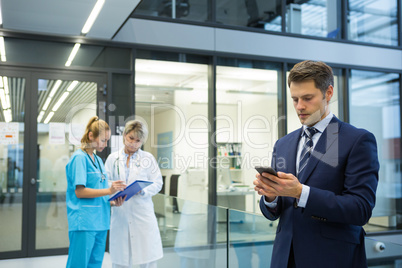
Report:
105,120,163,268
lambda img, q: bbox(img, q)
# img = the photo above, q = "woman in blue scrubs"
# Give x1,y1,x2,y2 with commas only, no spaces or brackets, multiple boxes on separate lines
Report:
65,116,126,268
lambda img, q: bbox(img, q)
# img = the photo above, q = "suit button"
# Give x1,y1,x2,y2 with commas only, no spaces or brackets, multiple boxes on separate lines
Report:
293,200,298,208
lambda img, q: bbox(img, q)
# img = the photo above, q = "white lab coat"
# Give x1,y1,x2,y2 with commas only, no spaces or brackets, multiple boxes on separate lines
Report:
105,149,163,266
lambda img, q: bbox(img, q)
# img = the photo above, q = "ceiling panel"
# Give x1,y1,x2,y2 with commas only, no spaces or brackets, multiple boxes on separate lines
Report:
3,0,94,36
2,0,141,39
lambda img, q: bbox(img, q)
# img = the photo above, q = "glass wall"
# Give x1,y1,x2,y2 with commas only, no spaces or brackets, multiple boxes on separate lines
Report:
132,0,402,47
134,0,210,22
216,0,282,31
286,0,341,38
228,209,275,267
134,51,210,208
0,75,25,253
215,58,281,213
349,69,401,231
347,0,398,46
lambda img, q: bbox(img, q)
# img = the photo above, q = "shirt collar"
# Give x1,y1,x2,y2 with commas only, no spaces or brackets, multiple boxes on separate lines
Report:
301,112,334,136
121,148,140,159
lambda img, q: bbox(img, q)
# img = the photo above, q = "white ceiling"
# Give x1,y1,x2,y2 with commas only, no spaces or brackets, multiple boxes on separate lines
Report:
2,0,141,39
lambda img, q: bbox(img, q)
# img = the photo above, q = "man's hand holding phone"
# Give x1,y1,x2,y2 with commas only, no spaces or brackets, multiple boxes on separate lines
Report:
254,166,303,200
255,166,278,177
254,166,279,202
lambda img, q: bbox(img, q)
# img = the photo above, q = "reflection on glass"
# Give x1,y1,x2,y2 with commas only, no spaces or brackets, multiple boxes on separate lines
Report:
153,194,402,267
152,195,227,267
216,59,280,214
216,0,282,31
134,0,209,22
229,209,276,267
348,0,398,46
135,56,209,205
286,0,340,38
36,79,97,249
286,68,340,133
0,76,24,253
349,70,401,232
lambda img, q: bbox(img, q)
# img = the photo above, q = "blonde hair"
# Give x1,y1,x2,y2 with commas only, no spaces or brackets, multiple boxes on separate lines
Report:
123,120,148,142
81,116,110,150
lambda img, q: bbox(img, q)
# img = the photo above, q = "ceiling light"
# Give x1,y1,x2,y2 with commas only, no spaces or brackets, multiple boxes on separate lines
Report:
0,88,6,108
49,80,62,97
65,43,81,67
2,76,8,94
0,37,6,62
37,111,45,123
81,0,105,34
136,84,193,91
66,80,79,92
190,102,238,106
225,90,277,95
42,97,52,111
0,76,3,88
4,109,12,123
5,94,10,109
52,92,69,111
217,66,278,81
44,111,54,124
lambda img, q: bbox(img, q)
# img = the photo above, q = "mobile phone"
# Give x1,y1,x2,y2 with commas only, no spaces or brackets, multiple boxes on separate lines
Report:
255,166,277,176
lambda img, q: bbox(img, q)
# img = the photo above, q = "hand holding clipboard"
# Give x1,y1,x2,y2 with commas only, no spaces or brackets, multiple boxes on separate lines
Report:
108,180,153,201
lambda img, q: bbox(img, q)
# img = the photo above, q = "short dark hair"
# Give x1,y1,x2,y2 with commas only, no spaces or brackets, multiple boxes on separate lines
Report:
288,60,334,95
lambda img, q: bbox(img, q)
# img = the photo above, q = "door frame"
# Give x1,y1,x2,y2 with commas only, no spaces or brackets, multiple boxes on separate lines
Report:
0,66,108,259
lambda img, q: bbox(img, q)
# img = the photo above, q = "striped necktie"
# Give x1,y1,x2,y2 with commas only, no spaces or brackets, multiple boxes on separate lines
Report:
298,127,319,176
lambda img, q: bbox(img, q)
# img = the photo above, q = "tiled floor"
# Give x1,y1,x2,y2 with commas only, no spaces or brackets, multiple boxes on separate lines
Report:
0,249,228,268
1,253,155,268
1,254,72,268
0,253,177,267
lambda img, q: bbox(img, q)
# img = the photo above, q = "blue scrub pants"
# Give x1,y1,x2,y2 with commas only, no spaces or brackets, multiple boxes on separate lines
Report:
66,230,108,268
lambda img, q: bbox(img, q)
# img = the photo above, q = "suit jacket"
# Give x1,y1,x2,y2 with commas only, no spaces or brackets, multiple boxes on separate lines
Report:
259,116,379,268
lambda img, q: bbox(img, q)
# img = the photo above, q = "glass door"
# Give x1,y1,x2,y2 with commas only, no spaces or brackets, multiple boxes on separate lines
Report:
35,77,99,251
0,72,27,258
31,71,107,256
0,68,107,259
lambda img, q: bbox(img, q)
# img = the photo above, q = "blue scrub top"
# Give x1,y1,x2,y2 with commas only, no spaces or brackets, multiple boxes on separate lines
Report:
66,149,110,231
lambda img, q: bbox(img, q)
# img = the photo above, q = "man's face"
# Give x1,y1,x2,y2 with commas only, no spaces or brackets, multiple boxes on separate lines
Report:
290,80,333,126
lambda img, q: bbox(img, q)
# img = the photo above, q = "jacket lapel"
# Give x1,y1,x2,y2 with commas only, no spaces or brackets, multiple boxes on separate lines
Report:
299,117,340,184
280,129,302,176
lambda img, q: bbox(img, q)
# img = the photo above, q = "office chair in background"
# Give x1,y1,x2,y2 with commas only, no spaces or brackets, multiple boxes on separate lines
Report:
169,174,180,213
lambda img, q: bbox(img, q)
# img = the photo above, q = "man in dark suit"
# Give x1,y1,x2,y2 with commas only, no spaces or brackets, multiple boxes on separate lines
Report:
254,60,379,268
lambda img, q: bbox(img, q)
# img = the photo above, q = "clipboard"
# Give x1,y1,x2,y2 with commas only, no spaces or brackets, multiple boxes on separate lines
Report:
108,180,153,201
